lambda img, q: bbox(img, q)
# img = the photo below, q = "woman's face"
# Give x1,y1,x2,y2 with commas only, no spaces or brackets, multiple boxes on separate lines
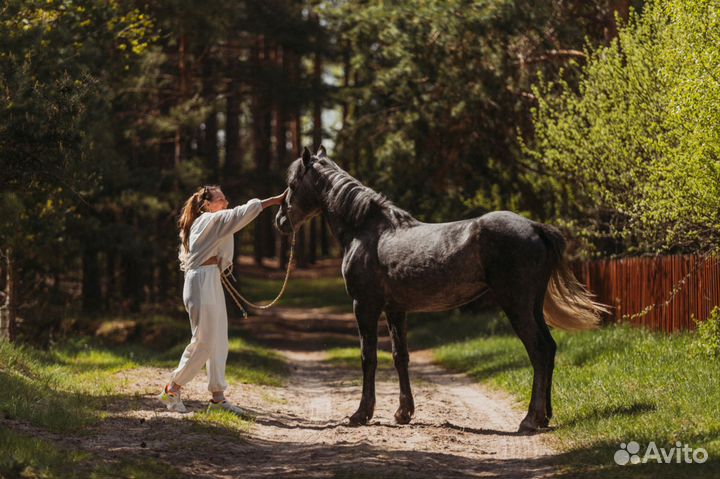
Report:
205,189,229,213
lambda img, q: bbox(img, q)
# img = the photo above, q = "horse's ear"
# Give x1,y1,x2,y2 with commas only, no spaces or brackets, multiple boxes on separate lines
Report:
316,145,327,158
302,146,312,167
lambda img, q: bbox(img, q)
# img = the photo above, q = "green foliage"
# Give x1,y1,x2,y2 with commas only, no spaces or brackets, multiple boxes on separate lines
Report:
526,0,720,255
0,0,154,192
1,0,323,336
692,307,720,360
326,0,607,222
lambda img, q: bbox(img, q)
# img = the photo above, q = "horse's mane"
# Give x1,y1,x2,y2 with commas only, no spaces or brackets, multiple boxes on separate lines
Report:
290,157,418,229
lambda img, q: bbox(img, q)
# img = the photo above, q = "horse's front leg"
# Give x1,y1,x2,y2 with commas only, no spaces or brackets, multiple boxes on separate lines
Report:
348,300,381,426
386,311,414,424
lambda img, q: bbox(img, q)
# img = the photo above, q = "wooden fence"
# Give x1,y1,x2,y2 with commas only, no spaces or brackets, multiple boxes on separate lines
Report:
572,255,720,332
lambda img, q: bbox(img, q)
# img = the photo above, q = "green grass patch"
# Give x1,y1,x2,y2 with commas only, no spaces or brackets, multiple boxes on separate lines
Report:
413,311,720,478
153,335,287,387
241,276,351,312
0,313,288,476
0,428,90,478
0,424,173,478
325,347,393,368
0,318,287,430
189,409,253,437
0,339,139,432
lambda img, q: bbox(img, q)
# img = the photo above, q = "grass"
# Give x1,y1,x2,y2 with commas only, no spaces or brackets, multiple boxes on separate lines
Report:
0,339,138,432
0,321,288,428
240,276,352,312
326,347,393,368
189,409,253,436
0,315,288,477
0,428,175,479
153,334,288,387
410,310,720,478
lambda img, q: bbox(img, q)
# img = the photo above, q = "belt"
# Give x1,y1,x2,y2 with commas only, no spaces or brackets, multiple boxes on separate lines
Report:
200,256,219,266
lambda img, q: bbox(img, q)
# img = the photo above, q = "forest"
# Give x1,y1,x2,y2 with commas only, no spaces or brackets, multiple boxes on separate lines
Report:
3,2,720,478
1,0,718,342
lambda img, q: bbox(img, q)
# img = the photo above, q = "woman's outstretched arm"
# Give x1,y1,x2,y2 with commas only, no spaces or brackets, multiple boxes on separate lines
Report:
195,189,288,240
260,189,287,209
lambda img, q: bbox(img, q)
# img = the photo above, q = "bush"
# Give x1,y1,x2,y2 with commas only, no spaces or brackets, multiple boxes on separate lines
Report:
692,307,720,359
526,0,720,256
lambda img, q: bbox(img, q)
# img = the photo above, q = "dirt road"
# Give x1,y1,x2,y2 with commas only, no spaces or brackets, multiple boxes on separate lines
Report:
4,306,558,477
103,307,558,478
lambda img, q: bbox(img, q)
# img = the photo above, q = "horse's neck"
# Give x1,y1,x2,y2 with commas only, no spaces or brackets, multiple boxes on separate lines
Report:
319,203,362,249
322,200,405,251
313,165,411,247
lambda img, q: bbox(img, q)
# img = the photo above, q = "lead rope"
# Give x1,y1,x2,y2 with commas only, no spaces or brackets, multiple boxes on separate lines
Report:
219,232,296,319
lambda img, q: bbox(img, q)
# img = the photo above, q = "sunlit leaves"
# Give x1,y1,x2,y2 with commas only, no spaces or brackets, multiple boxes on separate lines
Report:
527,0,720,255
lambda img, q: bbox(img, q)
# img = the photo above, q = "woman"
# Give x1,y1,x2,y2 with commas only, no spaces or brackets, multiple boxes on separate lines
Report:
159,185,286,414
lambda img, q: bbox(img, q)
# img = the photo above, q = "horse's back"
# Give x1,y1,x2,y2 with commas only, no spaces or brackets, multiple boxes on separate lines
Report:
375,218,486,312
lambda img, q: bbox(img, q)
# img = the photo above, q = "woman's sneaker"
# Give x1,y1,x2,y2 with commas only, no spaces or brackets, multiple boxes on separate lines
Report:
207,400,253,418
159,384,187,413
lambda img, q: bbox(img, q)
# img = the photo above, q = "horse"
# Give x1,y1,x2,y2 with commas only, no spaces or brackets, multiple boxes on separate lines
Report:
275,146,607,432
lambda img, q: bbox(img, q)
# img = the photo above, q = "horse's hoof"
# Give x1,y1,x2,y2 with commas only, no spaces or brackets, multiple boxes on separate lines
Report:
394,408,413,425
348,410,370,426
517,415,550,434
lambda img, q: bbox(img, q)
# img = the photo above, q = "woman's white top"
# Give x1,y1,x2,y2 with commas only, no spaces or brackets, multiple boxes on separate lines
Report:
179,198,263,272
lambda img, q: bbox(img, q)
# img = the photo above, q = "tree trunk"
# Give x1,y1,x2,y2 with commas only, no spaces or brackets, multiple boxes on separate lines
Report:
0,247,17,342
307,220,316,264
252,36,273,265
310,47,325,263
320,218,330,257
225,41,241,183
276,46,289,270
263,42,278,260
175,33,188,166
82,245,102,314
290,50,307,268
296,227,307,269
201,51,220,183
122,253,142,313
157,252,170,304
606,0,630,41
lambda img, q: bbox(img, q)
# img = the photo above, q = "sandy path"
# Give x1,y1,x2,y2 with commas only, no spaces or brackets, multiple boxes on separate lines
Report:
3,307,559,478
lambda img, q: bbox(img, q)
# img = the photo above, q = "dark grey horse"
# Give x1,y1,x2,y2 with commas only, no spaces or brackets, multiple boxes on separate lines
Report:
275,146,606,432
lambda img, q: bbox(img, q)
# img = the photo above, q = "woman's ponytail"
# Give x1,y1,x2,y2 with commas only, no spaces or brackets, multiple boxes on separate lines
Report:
177,185,219,271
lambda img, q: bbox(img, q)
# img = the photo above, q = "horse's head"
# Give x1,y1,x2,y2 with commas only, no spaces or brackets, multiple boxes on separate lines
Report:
275,146,327,234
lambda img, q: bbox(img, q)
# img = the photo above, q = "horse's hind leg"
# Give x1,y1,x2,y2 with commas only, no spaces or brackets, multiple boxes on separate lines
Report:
386,311,414,424
349,300,381,426
534,291,556,422
495,291,552,432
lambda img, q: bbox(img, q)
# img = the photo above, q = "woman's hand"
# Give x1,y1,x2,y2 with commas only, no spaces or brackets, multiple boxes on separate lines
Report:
261,189,288,209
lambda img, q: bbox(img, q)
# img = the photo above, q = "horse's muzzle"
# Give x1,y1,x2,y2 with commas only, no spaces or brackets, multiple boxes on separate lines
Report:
275,213,293,235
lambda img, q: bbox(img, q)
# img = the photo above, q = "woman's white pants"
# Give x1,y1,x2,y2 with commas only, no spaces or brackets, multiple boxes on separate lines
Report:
170,264,228,392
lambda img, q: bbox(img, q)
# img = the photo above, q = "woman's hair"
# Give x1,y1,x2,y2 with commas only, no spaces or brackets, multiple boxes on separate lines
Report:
178,185,220,271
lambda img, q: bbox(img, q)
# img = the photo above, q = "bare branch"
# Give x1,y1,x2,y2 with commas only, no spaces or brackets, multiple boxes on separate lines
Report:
516,49,586,66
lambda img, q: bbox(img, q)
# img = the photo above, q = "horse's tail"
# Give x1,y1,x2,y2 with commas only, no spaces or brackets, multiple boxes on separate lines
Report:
534,223,608,331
